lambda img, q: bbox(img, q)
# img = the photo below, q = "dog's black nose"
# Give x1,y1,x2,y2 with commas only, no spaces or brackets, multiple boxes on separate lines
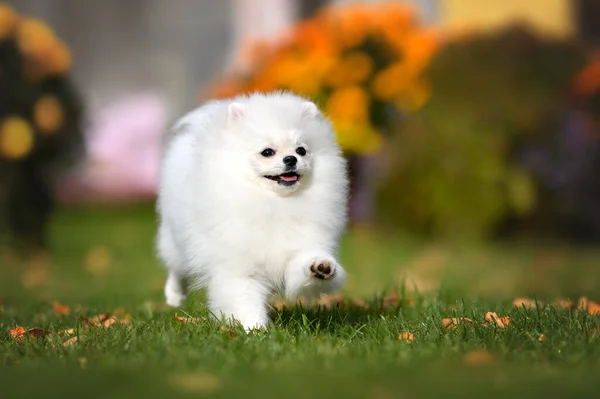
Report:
283,156,297,166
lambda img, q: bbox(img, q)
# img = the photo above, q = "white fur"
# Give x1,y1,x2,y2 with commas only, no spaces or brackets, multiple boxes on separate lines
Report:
156,92,349,330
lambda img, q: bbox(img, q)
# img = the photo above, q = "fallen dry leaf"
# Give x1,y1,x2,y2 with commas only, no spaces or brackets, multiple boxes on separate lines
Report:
219,325,237,337
80,313,112,327
317,293,344,308
406,297,416,306
539,333,546,342
62,336,78,347
464,350,495,365
349,298,369,309
80,312,130,328
10,326,52,341
168,372,221,394
27,328,52,338
512,297,539,309
398,331,415,343
10,326,26,340
586,300,600,316
382,291,399,309
442,317,473,329
59,328,75,336
175,314,203,324
485,312,510,328
556,298,574,309
273,300,286,311
52,301,70,316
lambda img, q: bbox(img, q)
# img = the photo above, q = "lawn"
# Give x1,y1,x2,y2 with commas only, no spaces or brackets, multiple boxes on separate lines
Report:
1,205,600,398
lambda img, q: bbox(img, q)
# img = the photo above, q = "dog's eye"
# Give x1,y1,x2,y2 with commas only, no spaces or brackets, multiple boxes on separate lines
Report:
296,147,307,156
260,148,276,157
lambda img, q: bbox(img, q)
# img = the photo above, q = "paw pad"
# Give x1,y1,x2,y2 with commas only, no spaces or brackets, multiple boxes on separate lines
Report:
310,261,335,280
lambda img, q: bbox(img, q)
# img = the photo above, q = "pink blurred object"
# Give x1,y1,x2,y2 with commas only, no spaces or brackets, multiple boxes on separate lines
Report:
58,93,168,203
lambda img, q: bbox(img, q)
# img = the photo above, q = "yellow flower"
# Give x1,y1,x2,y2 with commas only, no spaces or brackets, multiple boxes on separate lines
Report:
34,95,64,134
45,41,72,75
326,86,370,123
0,117,35,160
332,121,381,155
324,51,374,87
16,18,56,58
0,3,18,40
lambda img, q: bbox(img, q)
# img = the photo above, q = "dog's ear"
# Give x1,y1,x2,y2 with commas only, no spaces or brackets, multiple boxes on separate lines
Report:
227,102,246,125
301,101,319,119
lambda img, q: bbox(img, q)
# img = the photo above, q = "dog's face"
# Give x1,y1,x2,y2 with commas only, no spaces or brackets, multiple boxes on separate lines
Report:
224,99,330,195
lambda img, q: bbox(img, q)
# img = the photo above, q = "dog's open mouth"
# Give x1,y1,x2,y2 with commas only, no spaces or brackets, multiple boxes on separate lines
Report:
264,172,300,186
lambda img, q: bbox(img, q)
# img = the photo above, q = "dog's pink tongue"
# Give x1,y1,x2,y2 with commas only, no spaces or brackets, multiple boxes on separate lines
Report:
280,174,298,182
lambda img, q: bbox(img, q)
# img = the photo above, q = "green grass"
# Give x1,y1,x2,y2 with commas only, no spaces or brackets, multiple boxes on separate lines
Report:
1,205,600,398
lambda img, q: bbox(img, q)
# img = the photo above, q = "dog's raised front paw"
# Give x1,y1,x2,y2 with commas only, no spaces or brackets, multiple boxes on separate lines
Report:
310,260,336,280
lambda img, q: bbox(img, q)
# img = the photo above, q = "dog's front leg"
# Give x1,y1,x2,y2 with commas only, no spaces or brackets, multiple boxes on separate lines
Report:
206,273,270,331
284,251,347,301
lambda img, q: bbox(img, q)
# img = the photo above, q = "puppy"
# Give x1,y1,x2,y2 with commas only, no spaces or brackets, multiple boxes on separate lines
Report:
156,92,349,330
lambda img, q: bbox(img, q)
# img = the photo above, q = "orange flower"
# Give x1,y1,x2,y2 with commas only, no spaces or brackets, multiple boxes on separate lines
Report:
45,41,72,75
0,3,18,40
371,62,409,101
34,95,64,134
324,51,374,87
0,117,35,160
318,4,372,50
16,18,56,60
401,29,441,74
326,85,370,123
16,17,71,76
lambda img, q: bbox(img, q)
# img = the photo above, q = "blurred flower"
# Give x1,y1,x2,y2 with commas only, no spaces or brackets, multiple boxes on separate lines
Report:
324,51,374,87
0,3,17,40
326,85,370,123
0,117,35,160
202,2,439,154
34,95,64,134
16,17,71,77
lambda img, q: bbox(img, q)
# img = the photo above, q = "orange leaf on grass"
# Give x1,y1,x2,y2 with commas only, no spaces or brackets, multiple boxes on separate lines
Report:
10,326,51,341
556,298,574,309
539,333,546,342
52,301,70,316
62,336,78,348
512,298,539,308
317,293,344,308
382,290,399,309
10,326,26,339
442,317,473,329
219,325,237,338
175,314,204,324
349,298,369,309
398,331,415,343
484,312,510,328
588,301,600,316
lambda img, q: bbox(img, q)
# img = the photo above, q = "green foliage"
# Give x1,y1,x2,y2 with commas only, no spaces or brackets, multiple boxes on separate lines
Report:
376,26,587,237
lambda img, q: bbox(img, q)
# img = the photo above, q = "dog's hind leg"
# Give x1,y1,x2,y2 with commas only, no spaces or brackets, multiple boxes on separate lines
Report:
165,271,188,307
157,224,189,307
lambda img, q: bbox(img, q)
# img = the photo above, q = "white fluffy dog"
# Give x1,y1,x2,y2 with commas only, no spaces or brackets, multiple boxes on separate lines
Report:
156,92,349,330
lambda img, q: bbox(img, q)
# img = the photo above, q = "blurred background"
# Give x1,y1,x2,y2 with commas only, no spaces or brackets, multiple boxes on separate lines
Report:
1,0,600,302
